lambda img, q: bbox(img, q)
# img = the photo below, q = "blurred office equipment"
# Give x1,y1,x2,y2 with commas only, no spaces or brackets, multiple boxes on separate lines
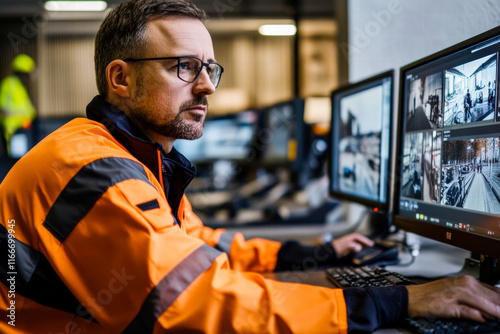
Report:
253,98,307,189
241,97,335,223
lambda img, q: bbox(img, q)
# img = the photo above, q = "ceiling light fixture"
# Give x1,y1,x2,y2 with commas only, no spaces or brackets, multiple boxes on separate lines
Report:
44,1,108,11
258,24,297,36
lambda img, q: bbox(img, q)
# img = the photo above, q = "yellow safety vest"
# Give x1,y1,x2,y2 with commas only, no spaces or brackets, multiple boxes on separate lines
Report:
0,75,36,145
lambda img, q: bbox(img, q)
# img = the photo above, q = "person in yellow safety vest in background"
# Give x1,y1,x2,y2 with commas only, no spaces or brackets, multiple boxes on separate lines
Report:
0,54,36,158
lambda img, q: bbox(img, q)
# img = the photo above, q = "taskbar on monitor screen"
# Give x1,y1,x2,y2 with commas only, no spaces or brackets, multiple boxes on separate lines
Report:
399,198,500,240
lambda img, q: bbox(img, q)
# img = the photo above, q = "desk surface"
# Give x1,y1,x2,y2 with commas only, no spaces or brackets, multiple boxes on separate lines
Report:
261,237,472,334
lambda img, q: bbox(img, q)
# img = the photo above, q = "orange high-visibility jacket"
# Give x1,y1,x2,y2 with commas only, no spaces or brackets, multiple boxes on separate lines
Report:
0,96,405,333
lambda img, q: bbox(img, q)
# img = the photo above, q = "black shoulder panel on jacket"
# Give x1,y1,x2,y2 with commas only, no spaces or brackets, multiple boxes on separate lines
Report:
43,157,154,242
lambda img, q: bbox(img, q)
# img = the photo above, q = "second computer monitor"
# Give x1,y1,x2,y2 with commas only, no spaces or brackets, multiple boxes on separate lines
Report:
393,26,500,267
329,71,394,212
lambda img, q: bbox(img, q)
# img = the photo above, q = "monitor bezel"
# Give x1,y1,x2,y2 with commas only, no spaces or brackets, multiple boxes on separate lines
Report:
328,70,395,211
392,26,500,259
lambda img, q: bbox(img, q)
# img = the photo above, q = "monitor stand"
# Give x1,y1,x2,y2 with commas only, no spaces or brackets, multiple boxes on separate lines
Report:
366,210,393,240
453,254,500,285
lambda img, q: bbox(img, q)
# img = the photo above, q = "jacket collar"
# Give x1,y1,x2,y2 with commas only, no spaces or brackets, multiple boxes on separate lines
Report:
85,95,196,190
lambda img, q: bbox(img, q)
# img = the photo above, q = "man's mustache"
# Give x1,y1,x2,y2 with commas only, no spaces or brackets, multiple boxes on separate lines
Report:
180,96,208,111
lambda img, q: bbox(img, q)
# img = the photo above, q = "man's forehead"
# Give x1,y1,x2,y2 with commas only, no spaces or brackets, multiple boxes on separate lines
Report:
146,18,214,59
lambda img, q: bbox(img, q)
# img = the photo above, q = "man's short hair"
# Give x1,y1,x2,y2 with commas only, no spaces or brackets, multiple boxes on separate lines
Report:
94,0,207,97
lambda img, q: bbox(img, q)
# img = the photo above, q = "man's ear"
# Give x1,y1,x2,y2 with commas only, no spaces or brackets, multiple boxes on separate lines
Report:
106,60,131,98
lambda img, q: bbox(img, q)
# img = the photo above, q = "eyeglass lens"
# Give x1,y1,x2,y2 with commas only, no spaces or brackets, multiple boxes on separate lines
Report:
178,57,222,87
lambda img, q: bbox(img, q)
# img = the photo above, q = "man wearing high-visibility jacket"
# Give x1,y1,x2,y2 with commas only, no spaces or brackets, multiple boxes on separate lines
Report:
1,0,500,333
0,54,36,158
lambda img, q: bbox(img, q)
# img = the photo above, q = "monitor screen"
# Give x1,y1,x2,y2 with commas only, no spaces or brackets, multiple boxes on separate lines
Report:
174,110,258,163
394,26,500,262
329,71,394,211
257,98,305,170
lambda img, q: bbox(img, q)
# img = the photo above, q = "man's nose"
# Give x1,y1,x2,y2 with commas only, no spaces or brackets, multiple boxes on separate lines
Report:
192,67,216,96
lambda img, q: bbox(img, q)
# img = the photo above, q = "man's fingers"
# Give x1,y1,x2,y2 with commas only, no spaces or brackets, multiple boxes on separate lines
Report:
460,294,500,320
352,234,374,247
350,242,363,253
408,275,500,321
454,305,486,323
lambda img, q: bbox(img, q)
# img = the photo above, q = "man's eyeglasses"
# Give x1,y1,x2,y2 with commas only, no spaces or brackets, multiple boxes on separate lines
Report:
123,56,224,88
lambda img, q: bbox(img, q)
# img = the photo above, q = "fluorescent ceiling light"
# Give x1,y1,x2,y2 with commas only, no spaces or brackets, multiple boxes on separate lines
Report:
45,1,108,11
258,24,297,36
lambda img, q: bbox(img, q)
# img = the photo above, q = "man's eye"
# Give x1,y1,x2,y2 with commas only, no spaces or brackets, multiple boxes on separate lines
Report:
179,62,190,70
179,60,198,71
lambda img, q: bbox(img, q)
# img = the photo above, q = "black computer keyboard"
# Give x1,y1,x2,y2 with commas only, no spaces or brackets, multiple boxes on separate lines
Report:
403,318,500,334
325,266,500,334
326,265,413,288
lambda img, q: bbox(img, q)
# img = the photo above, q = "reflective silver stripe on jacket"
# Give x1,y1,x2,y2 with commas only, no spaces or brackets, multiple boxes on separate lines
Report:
123,244,221,333
215,231,236,255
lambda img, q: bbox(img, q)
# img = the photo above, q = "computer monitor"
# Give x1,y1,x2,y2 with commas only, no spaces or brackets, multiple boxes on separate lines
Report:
254,98,308,187
329,71,394,237
393,26,500,283
174,110,259,164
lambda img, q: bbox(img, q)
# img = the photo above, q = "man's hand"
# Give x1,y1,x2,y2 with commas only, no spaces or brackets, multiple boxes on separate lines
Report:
407,275,500,322
331,233,374,258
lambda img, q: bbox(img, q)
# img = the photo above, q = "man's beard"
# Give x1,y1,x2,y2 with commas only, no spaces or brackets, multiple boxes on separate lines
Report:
131,94,208,141
157,96,208,140
131,71,207,141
